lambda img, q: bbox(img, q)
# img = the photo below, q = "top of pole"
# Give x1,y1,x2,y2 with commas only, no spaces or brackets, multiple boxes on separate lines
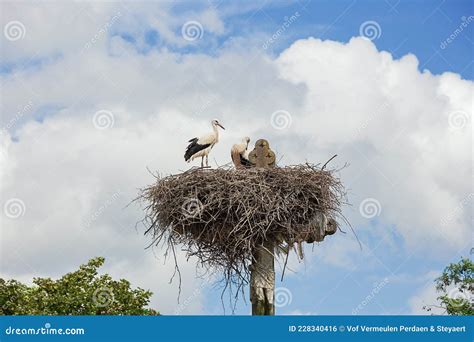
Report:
248,139,276,168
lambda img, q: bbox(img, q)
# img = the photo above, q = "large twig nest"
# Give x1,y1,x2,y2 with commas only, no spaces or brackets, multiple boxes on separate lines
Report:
139,163,346,291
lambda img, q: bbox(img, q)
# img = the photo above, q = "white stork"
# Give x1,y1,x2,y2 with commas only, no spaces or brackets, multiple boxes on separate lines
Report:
184,119,225,167
231,136,252,168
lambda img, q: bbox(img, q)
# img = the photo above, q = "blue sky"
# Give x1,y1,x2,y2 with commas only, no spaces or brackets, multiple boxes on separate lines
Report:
248,0,473,79
7,1,465,81
191,0,473,314
108,0,473,79
1,0,472,316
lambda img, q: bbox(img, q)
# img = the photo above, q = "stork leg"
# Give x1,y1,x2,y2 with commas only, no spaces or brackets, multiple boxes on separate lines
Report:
205,155,209,167
201,156,204,168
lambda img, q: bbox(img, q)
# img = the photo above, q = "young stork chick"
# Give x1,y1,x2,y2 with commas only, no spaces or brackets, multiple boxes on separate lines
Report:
184,119,225,167
231,136,252,168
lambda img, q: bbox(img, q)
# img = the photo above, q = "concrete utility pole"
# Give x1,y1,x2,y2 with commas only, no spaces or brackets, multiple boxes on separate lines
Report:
248,139,276,315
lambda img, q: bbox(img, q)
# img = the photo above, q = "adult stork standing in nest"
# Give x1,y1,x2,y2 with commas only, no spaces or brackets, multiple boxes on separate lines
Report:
184,119,225,167
231,136,252,168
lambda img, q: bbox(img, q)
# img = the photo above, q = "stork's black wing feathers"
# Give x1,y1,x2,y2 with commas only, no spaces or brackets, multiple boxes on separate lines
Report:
240,155,252,168
184,138,211,161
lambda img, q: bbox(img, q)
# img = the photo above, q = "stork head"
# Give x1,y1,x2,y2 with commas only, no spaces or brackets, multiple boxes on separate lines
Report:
211,119,225,130
243,136,250,145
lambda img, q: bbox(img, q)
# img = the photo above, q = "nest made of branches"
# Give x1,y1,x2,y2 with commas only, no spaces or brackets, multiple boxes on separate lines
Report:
138,163,347,297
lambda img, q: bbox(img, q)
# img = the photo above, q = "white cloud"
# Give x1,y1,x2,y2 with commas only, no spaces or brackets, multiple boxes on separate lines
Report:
1,2,123,60
1,3,472,314
0,1,227,64
276,37,472,255
408,280,445,315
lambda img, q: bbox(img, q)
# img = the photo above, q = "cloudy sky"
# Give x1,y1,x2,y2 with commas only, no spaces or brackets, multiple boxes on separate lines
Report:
1,0,472,315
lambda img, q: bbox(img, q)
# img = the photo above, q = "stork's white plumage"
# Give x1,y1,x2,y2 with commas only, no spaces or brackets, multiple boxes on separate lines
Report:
231,136,251,168
184,119,225,167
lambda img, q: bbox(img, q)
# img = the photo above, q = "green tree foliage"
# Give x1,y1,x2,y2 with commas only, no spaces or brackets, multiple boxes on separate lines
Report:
0,257,159,315
425,258,473,315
